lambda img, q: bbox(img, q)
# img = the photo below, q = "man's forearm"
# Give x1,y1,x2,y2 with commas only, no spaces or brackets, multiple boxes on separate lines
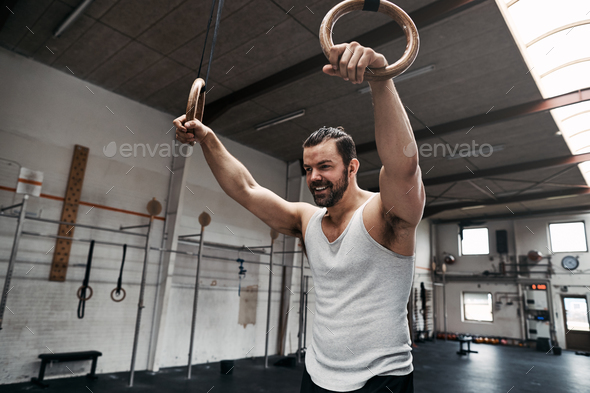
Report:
199,131,257,200
369,79,418,177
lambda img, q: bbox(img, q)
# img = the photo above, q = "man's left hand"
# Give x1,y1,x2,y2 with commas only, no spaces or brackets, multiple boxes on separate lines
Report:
322,42,388,84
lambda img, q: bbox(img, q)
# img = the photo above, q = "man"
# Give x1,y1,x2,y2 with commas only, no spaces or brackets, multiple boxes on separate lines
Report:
174,42,425,393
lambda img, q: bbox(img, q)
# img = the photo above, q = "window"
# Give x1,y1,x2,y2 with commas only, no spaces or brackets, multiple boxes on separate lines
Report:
463,292,493,322
549,222,588,252
461,227,489,255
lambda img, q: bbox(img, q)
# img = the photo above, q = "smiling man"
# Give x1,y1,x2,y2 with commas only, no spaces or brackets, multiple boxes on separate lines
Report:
174,41,425,393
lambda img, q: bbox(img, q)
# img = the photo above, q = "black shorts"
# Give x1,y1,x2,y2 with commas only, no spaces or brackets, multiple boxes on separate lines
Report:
300,366,414,393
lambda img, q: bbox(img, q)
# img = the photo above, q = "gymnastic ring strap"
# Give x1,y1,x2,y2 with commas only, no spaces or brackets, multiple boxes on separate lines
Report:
116,244,127,292
186,0,224,145
77,285,93,301
77,240,95,319
197,0,217,81
111,244,127,302
204,0,224,88
362,0,380,12
77,285,93,319
197,0,225,89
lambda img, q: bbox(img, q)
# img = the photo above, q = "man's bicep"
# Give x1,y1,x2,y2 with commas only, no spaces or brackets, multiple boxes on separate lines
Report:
244,185,310,237
379,166,425,227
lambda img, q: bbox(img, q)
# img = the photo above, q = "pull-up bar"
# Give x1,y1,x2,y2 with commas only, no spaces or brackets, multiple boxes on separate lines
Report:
22,231,146,250
120,223,151,231
5,214,149,237
178,238,269,255
0,201,25,212
178,233,202,239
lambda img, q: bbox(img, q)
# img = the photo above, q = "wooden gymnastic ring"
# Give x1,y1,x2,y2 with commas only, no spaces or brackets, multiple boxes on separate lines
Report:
186,78,206,122
111,287,126,302
77,285,93,301
185,78,206,145
319,0,419,81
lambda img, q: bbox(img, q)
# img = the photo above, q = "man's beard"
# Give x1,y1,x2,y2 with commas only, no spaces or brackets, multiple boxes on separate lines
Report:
310,168,349,207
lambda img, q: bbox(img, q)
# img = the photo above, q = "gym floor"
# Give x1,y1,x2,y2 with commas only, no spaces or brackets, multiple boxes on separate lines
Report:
3,341,589,392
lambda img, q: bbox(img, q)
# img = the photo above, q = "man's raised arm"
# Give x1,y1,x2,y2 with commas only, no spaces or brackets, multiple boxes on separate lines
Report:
370,78,425,226
322,41,425,226
173,116,313,237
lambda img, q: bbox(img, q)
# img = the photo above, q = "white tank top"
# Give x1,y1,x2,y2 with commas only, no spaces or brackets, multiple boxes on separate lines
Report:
303,193,415,392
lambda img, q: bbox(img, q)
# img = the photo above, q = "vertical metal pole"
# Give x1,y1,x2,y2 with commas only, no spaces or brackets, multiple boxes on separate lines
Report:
545,279,559,349
442,264,447,342
187,226,206,379
408,289,415,344
303,276,309,350
430,222,437,343
0,195,28,331
264,240,275,369
432,277,437,343
129,217,153,387
516,281,526,343
297,251,305,364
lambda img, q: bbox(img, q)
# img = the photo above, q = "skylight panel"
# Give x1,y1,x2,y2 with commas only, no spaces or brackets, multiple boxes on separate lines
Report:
497,0,590,185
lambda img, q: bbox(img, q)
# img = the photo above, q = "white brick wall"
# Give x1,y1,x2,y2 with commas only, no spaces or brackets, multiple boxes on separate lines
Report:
0,48,288,384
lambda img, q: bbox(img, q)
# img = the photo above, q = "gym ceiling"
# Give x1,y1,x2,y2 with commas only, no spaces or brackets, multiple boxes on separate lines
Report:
1,0,589,222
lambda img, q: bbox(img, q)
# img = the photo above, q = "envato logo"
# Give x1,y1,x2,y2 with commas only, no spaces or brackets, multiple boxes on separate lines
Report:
103,141,193,158
403,141,498,158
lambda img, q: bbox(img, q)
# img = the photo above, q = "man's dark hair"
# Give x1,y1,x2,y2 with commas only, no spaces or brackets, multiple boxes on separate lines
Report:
302,126,357,167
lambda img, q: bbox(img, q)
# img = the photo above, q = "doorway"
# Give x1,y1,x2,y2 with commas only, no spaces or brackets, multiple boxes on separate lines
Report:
561,295,590,351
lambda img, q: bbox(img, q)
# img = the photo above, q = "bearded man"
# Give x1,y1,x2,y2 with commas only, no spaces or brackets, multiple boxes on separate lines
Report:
174,41,425,393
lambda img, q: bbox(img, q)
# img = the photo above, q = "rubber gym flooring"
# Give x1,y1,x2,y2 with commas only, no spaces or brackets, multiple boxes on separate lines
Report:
3,340,589,392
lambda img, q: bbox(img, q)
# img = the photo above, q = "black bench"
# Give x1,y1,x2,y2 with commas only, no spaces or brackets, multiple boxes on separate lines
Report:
31,350,102,388
456,335,478,355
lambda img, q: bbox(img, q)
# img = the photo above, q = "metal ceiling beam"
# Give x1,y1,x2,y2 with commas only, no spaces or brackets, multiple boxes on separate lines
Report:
356,87,590,154
203,0,486,124
485,177,590,189
433,203,590,223
423,152,590,186
423,187,590,217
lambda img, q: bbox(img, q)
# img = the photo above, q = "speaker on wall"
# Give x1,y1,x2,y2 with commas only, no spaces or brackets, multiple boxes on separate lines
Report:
496,229,508,254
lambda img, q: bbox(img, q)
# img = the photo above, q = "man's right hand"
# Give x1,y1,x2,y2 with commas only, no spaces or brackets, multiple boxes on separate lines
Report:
173,115,212,145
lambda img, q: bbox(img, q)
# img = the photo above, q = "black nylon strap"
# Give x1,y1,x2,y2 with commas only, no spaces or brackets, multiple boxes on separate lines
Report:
116,244,127,294
197,0,217,81
77,240,95,319
362,0,380,12
77,296,85,319
81,241,94,287
204,0,225,88
197,0,225,90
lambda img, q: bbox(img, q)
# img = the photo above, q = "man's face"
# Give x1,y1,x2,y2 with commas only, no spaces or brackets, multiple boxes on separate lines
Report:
303,140,350,207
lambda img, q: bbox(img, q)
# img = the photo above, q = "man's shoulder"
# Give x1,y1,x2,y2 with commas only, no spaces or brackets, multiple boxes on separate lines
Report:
298,202,321,240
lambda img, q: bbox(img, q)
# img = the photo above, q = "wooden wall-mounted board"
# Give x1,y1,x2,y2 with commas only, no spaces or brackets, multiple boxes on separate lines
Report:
49,145,89,282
